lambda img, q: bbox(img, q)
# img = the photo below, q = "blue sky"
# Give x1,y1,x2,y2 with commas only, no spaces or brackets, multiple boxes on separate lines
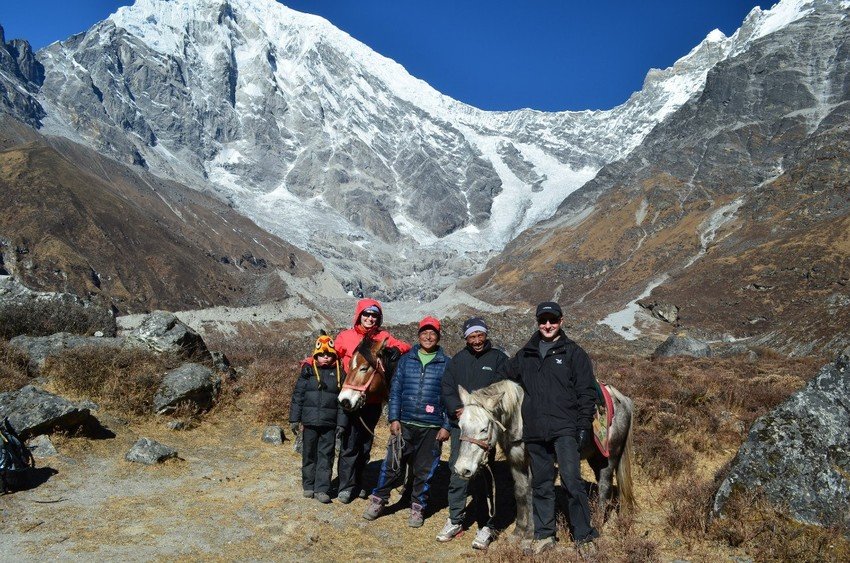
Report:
1,0,762,111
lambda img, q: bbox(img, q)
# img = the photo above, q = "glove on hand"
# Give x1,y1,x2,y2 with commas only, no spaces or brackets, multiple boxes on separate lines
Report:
290,422,300,435
576,427,591,451
336,426,345,440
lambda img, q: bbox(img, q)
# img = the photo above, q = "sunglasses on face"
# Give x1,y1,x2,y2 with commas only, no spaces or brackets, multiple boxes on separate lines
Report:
537,317,561,326
361,312,379,318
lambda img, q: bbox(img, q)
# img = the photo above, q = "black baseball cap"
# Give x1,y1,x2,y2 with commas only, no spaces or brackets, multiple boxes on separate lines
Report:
535,301,563,319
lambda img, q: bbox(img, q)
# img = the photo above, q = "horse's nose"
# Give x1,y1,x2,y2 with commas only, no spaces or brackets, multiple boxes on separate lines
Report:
458,467,472,479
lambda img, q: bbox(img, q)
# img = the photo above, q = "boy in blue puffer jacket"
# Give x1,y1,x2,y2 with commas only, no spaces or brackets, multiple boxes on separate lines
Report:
363,316,451,528
290,332,347,504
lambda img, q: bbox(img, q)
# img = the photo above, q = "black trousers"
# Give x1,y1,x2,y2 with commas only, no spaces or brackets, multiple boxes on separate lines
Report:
372,424,442,510
336,402,382,495
301,425,336,494
527,435,598,542
447,426,495,527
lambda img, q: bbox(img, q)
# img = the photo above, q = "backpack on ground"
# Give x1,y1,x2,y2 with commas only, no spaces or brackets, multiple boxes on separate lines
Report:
0,417,35,493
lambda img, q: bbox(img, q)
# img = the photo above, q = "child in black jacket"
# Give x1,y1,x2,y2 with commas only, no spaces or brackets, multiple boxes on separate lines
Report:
290,332,346,504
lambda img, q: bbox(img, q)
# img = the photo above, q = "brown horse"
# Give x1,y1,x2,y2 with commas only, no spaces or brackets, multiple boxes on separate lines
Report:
337,336,395,412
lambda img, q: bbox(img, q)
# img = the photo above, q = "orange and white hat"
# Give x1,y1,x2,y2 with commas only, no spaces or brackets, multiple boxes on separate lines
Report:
313,332,337,357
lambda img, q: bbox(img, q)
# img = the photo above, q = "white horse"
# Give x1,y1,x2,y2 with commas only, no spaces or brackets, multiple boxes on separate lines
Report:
453,380,635,539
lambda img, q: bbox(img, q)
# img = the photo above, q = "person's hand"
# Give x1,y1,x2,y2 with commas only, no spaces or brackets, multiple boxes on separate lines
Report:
390,420,401,436
336,425,345,440
454,407,464,420
576,427,591,451
436,428,450,442
290,422,301,435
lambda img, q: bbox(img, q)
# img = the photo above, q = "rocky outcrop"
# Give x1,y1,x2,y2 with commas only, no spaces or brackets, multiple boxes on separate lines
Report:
8,332,124,374
712,348,850,530
0,385,98,439
653,334,712,358
124,312,211,362
125,438,177,465
0,25,44,126
153,363,220,415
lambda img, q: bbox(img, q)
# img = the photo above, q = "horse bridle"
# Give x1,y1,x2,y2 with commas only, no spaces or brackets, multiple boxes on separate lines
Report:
459,403,505,455
341,355,385,394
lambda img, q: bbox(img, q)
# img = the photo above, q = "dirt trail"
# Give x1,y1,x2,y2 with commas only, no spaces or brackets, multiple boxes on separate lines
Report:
0,414,480,561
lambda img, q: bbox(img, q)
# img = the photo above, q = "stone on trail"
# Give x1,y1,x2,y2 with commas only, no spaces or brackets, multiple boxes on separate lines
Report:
712,346,850,530
125,438,177,465
27,434,58,458
153,363,220,415
262,426,283,445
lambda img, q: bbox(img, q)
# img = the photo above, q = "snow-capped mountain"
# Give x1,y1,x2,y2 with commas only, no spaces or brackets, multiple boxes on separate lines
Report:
27,0,823,299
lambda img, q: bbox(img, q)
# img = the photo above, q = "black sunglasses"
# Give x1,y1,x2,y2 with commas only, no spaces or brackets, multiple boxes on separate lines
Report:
361,311,380,318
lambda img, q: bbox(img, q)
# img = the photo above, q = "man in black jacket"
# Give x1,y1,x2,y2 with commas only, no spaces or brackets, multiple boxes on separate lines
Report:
499,302,599,555
438,317,508,549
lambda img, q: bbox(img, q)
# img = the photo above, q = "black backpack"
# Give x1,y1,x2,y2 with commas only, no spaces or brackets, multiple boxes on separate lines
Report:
0,417,35,493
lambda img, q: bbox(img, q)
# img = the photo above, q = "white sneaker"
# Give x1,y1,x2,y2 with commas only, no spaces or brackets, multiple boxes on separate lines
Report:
472,526,494,550
436,518,463,542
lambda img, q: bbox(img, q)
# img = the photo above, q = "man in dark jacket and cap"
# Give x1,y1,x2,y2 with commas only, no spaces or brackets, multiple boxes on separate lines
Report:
438,317,508,549
498,302,599,556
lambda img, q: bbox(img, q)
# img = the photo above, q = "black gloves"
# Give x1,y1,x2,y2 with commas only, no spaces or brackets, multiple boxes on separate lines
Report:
290,422,300,435
576,427,591,451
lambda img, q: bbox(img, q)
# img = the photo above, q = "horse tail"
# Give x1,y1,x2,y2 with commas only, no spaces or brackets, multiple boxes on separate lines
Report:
615,390,637,513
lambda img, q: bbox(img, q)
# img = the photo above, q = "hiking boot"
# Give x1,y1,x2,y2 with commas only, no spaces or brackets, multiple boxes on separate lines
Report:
471,526,494,550
358,488,369,499
315,492,332,504
302,489,314,499
362,495,385,521
408,503,424,528
337,490,353,504
523,536,556,555
436,518,463,542
576,538,598,559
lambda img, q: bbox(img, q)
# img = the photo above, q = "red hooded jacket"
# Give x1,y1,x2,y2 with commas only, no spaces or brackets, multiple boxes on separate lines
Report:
334,298,411,379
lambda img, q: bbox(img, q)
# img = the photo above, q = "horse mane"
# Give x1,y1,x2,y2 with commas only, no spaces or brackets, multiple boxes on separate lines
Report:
354,336,378,368
467,379,524,441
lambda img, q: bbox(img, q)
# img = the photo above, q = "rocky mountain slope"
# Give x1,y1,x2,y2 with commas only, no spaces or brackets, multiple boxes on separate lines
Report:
23,0,742,299
0,113,321,314
467,0,850,355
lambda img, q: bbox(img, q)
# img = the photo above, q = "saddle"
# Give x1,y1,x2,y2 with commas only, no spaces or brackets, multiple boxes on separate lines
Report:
592,384,615,458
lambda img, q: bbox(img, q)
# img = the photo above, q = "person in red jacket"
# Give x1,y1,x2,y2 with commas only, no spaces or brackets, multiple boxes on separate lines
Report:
335,298,411,504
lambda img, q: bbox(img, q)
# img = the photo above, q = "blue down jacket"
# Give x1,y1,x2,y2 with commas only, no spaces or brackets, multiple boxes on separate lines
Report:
388,345,451,429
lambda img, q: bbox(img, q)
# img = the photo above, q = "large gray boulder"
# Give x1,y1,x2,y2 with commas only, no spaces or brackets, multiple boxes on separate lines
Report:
712,348,850,530
153,363,220,415
8,332,124,374
0,385,97,439
124,311,211,362
653,334,712,358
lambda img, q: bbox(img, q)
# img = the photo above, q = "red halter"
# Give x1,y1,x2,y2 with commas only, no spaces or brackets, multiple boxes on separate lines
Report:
341,356,385,393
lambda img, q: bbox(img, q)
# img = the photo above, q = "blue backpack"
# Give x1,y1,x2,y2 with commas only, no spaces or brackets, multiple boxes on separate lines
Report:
0,417,35,493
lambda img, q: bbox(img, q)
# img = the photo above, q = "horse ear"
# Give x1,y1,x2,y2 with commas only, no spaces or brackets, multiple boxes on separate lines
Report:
458,385,471,405
481,391,505,410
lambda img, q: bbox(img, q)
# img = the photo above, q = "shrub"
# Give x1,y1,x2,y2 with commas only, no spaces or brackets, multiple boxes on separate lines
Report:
0,297,116,339
662,475,717,537
633,426,694,480
46,346,181,415
0,340,30,392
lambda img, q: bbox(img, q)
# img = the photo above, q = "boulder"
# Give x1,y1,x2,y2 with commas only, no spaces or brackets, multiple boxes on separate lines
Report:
653,334,712,358
262,425,283,445
125,438,177,465
124,311,211,362
153,363,220,414
0,385,97,439
651,302,679,324
712,348,850,529
8,332,124,374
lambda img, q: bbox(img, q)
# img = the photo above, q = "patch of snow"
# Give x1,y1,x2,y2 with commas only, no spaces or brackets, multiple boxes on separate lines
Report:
635,199,648,226
598,275,669,341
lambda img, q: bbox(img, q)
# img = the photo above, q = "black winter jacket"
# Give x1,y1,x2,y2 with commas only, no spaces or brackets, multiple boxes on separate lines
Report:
290,362,347,428
441,341,508,426
499,331,598,442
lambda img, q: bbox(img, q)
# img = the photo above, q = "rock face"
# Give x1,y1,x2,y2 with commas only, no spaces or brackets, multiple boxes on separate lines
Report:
653,334,712,358
0,25,44,126
0,385,97,439
712,349,850,529
125,312,211,362
125,437,177,465
153,363,220,414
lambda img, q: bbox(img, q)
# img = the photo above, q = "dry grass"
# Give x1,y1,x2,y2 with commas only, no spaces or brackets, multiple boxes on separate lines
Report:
0,339,31,392
0,298,116,339
45,346,182,416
